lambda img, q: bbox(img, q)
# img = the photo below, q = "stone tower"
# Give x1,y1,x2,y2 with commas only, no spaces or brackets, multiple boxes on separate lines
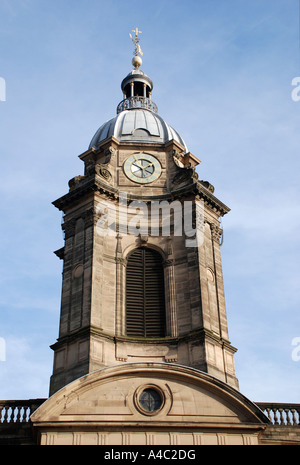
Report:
49,32,239,396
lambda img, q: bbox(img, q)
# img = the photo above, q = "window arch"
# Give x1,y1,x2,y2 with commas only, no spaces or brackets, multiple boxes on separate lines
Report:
126,247,166,337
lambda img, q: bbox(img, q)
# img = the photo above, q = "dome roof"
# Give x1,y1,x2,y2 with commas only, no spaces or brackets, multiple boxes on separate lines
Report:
89,39,188,152
89,109,188,151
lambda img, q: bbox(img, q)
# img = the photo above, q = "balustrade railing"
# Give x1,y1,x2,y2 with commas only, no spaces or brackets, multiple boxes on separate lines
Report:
1,399,299,427
0,399,46,425
256,402,300,426
117,96,158,114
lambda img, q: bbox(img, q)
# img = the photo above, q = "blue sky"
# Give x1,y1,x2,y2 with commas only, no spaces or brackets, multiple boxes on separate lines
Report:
0,0,300,403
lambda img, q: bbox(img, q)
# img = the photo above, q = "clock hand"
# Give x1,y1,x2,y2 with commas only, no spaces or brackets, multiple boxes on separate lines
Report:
133,155,143,165
132,157,144,169
141,162,154,170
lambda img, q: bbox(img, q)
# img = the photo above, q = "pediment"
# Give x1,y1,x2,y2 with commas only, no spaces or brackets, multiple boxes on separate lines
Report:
31,363,267,427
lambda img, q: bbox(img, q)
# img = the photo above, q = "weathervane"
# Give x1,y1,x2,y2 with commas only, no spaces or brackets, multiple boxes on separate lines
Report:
129,27,143,69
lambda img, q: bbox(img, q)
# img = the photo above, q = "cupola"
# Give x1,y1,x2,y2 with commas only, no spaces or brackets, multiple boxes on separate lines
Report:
89,28,188,151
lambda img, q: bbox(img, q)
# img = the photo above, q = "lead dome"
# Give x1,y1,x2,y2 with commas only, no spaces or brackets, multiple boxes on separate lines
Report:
89,66,188,152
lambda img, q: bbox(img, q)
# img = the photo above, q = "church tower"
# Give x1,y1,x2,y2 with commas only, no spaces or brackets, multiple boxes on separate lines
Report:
49,30,239,396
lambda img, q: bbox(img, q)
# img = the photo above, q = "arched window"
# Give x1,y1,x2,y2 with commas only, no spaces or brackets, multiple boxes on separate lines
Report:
126,247,166,337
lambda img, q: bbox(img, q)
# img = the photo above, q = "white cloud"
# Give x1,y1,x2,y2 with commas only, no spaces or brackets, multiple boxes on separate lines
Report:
0,336,52,399
224,191,300,238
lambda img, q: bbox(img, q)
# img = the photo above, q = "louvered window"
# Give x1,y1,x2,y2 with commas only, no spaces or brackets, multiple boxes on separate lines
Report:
126,248,166,337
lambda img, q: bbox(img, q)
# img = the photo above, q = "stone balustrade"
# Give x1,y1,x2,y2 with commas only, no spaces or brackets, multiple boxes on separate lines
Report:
256,402,300,426
1,399,299,428
0,399,46,424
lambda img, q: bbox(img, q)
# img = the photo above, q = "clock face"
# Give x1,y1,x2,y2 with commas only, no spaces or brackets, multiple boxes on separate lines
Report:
124,153,162,184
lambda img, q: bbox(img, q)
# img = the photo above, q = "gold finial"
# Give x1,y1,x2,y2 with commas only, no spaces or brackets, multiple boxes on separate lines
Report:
131,27,142,40
129,27,143,68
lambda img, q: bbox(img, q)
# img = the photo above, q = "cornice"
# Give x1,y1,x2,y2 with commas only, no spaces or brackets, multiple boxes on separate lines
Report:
52,175,230,217
51,325,237,354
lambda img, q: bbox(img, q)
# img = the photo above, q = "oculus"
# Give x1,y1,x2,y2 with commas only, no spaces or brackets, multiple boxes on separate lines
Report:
134,385,165,416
